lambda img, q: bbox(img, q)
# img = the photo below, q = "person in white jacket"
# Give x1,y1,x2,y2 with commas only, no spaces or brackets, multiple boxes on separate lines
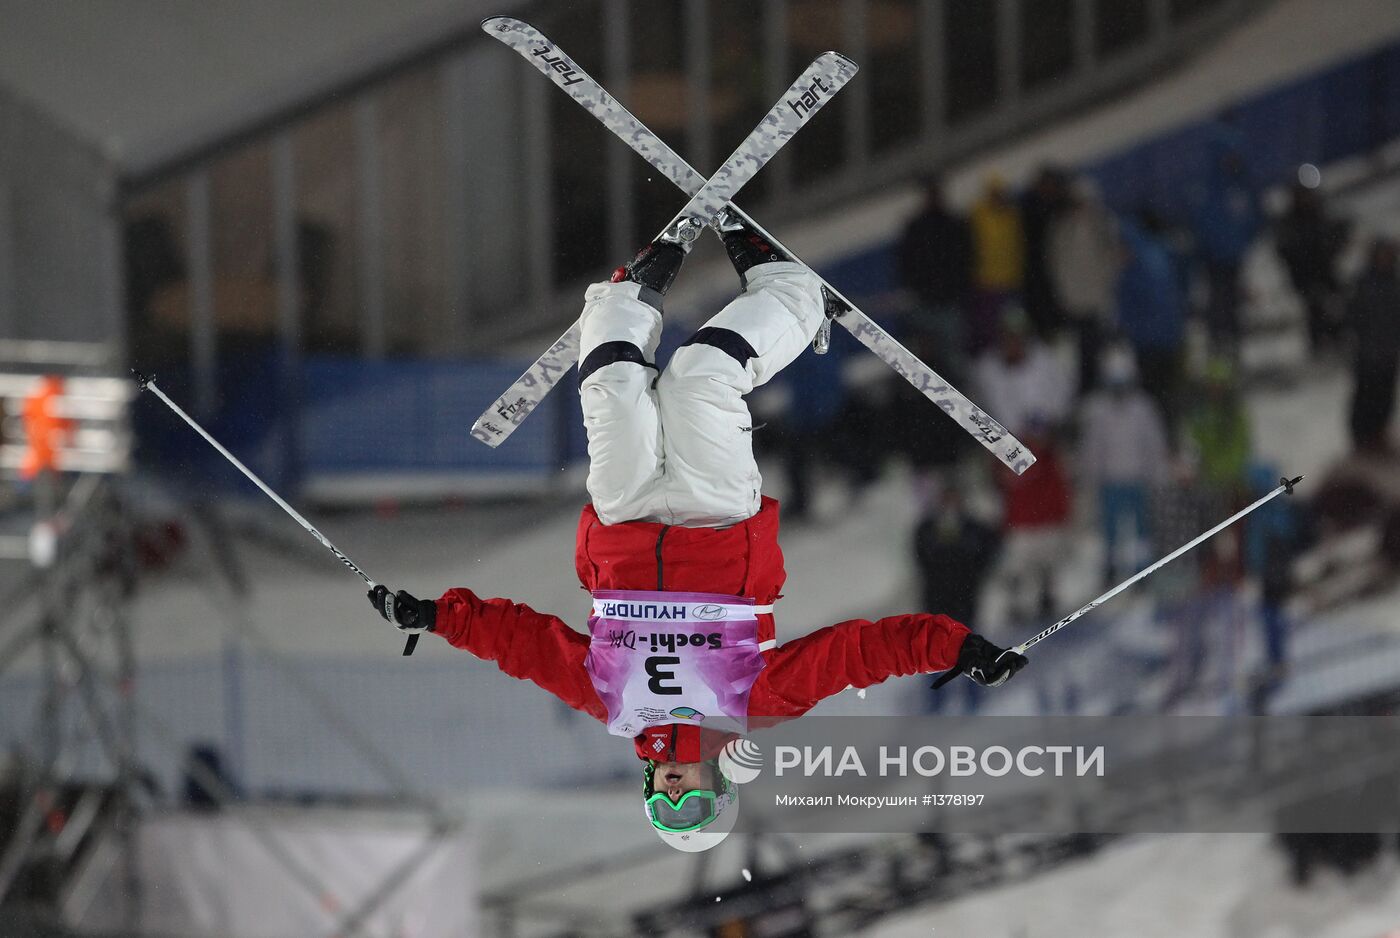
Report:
1079,347,1171,585
972,306,1075,440
1047,178,1121,393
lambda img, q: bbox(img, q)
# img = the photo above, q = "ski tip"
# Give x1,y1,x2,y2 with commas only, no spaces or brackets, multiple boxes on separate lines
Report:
999,442,1036,476
130,368,153,392
819,51,860,73
480,15,517,33
469,420,508,449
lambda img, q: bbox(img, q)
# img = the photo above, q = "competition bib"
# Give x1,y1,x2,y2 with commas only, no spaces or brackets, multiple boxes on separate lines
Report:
585,590,769,738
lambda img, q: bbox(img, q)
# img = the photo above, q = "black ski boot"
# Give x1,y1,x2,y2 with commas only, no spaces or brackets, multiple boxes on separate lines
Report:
716,207,846,350
610,239,687,302
716,208,793,286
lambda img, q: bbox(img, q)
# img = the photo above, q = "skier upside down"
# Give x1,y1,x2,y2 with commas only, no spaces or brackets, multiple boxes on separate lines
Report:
369,214,1028,850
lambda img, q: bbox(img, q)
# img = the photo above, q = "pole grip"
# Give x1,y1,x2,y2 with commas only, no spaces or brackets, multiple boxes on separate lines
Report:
402,634,420,656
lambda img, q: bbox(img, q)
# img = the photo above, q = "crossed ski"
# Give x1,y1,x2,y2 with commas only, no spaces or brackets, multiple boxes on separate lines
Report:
470,30,855,448
474,16,1035,476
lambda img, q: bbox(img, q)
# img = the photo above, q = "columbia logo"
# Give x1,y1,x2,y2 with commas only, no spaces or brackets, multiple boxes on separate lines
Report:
652,738,666,753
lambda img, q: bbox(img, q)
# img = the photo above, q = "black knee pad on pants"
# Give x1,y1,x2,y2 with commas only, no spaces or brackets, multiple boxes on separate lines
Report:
579,341,658,385
679,327,757,368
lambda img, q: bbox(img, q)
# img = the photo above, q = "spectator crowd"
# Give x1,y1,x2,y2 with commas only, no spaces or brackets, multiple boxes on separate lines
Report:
763,127,1400,715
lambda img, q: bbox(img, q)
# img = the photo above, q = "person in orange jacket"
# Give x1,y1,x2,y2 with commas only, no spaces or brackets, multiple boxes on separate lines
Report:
20,375,72,481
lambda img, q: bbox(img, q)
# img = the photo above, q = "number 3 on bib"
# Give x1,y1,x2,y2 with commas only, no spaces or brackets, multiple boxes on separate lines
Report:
645,657,684,695
586,591,767,736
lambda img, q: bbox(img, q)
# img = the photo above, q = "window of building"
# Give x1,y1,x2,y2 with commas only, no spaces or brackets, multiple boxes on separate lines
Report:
709,0,772,204
208,143,276,345
1095,0,1150,58
294,102,360,355
945,0,1000,124
869,0,921,153
1020,0,1075,90
378,65,447,357
541,2,607,287
630,4,690,248
1171,0,1224,23
123,182,188,370
787,0,849,185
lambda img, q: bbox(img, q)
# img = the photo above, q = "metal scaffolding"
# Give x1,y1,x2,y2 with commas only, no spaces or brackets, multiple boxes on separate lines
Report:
0,346,457,936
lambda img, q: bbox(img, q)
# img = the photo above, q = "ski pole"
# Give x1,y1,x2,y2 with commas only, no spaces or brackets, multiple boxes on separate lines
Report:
933,474,1305,689
132,370,419,656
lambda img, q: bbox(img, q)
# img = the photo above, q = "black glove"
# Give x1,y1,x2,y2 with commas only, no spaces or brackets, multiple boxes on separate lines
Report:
956,633,1028,687
368,585,436,634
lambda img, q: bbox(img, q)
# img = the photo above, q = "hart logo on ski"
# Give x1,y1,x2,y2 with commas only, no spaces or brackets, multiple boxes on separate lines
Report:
788,76,834,117
530,45,584,86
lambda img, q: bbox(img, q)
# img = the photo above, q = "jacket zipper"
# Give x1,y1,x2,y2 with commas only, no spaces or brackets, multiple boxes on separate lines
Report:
669,724,678,762
655,526,670,591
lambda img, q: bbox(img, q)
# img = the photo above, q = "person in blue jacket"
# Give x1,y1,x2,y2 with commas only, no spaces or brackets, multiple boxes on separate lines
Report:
1116,210,1187,428
1188,126,1262,350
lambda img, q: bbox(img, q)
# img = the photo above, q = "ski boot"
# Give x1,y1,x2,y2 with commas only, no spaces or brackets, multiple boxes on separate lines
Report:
715,207,792,285
715,207,846,354
610,238,687,302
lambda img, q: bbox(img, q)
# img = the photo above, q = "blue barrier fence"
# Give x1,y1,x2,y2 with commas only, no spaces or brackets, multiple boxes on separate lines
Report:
159,38,1400,496
1089,42,1400,215
300,358,579,476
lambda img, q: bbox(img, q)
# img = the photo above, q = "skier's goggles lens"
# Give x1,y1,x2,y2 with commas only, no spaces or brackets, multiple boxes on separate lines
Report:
645,789,719,833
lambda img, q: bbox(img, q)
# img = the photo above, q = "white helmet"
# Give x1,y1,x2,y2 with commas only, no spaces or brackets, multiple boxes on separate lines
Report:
644,760,739,853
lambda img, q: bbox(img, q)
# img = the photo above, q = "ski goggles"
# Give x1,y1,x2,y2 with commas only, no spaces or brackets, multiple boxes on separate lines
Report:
645,789,720,833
